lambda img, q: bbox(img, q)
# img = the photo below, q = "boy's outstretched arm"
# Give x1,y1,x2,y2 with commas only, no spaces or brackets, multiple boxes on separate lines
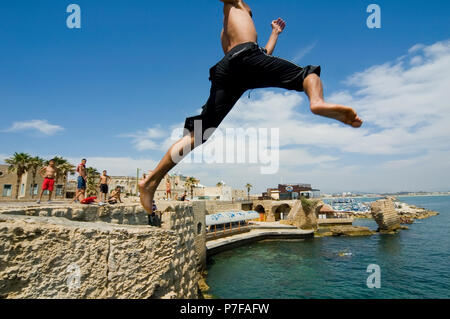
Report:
265,18,286,55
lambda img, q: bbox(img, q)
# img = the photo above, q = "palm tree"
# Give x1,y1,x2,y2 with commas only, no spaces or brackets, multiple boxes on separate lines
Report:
216,182,224,187
86,167,100,196
27,156,45,199
5,152,31,199
245,183,253,200
58,161,76,198
185,177,199,200
49,156,67,183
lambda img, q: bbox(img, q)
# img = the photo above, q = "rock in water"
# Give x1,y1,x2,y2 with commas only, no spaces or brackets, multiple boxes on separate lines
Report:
371,199,401,232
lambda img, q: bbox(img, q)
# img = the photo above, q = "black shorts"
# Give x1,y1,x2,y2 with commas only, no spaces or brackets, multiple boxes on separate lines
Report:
184,42,321,144
100,184,108,194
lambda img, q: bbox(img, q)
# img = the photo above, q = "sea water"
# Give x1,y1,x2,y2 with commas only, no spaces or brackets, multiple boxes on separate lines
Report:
206,196,450,299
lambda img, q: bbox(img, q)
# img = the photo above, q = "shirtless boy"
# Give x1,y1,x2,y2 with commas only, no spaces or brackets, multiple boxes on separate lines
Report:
37,159,57,204
98,170,111,204
139,0,363,214
72,159,87,203
165,177,172,200
108,186,123,204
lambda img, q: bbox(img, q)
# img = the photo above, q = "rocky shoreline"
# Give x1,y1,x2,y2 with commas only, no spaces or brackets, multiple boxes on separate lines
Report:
349,200,439,223
316,198,439,237
315,225,375,237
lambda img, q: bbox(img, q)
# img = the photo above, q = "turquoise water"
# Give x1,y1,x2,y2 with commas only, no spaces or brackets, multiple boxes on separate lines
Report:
206,196,450,299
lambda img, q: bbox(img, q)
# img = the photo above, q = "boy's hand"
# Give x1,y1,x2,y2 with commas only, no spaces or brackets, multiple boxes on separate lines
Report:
271,18,286,34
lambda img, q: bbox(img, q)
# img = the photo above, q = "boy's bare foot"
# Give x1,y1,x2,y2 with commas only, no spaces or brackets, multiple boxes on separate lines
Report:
139,171,159,214
311,102,363,128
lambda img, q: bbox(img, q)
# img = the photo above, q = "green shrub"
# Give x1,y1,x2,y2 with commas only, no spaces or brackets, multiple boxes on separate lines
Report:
301,197,319,213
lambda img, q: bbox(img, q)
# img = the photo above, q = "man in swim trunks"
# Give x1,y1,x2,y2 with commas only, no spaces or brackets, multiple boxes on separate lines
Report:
165,176,172,200
72,159,87,203
98,170,111,204
139,0,363,214
37,159,57,204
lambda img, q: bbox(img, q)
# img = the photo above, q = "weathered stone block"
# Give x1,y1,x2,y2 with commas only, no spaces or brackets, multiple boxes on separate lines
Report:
0,214,198,299
371,199,401,231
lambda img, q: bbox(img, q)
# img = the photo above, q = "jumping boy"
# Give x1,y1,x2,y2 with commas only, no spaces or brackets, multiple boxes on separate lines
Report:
138,0,363,213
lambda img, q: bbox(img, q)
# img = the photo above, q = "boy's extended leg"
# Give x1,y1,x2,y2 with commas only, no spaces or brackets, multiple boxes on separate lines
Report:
139,81,245,213
303,73,363,128
245,50,362,127
139,132,195,213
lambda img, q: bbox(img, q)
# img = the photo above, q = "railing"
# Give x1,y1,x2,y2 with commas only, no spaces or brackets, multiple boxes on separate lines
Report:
206,221,251,240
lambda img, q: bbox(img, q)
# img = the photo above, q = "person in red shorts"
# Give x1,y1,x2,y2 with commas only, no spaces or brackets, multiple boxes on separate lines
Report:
37,159,57,204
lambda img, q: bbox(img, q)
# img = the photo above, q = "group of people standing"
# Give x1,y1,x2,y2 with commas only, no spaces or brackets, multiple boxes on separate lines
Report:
71,158,122,205
34,158,122,206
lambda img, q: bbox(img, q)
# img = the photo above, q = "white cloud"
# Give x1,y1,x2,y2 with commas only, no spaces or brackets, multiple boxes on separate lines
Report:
292,41,318,63
0,154,7,164
66,156,159,177
119,127,168,151
327,39,450,155
4,120,64,136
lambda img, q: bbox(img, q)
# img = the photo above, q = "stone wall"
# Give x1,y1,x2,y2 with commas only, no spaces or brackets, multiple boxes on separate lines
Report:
0,203,148,226
0,202,207,299
0,214,198,299
190,202,207,271
285,200,321,230
159,201,206,272
371,199,401,231
204,201,242,214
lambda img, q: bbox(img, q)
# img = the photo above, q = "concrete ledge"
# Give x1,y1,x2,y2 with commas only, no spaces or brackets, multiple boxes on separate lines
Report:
249,221,298,229
206,229,314,256
206,227,251,241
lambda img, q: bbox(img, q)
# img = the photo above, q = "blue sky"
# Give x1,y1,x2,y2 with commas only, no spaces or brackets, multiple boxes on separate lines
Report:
1,0,450,193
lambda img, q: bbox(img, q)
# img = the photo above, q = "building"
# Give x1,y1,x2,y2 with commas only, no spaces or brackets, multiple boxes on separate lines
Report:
193,185,248,201
109,176,138,195
153,174,189,201
262,183,321,200
263,188,280,200
232,189,247,201
0,164,68,201
300,189,321,199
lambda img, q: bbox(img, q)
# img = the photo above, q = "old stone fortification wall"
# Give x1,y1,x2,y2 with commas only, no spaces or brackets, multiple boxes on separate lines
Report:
204,201,242,214
0,202,206,299
284,200,322,230
371,199,401,231
0,203,148,226
157,201,206,272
